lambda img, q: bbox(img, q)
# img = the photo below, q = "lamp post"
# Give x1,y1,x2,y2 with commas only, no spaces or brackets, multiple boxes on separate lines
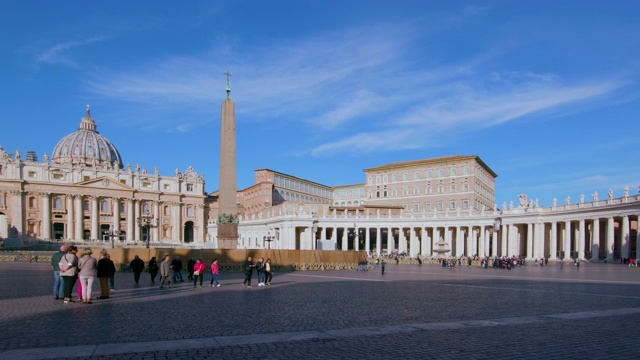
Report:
103,225,121,249
263,232,276,249
137,213,159,249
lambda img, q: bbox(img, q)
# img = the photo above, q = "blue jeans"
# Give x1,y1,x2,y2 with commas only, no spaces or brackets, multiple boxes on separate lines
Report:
210,274,219,286
257,270,265,283
53,271,64,298
173,270,183,282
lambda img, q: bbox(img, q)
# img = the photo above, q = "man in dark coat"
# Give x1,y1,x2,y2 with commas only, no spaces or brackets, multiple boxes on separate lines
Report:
129,255,145,284
242,256,254,287
97,253,115,299
187,258,196,280
171,256,184,282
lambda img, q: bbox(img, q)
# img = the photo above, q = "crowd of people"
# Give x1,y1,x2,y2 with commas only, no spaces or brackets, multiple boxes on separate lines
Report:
50,246,276,304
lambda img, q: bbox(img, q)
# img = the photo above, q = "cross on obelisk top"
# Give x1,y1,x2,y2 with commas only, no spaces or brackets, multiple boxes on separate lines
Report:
224,71,232,98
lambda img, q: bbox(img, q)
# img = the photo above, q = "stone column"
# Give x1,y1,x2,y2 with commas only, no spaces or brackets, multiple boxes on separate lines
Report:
42,193,51,239
112,198,119,230
533,222,543,259
501,224,508,256
398,227,407,253
422,228,431,257
526,223,533,259
388,228,396,254
354,226,360,251
9,190,24,238
621,216,630,260
134,200,141,241
91,196,99,240
491,228,498,257
365,227,371,254
470,227,477,256
172,203,181,242
154,201,161,244
74,196,83,240
341,227,347,250
409,227,416,256
578,219,586,259
127,199,134,241
563,221,572,260
591,218,600,261
320,227,326,242
549,222,557,259
376,227,381,256
66,195,74,240
455,226,463,256
606,217,614,262
197,204,205,244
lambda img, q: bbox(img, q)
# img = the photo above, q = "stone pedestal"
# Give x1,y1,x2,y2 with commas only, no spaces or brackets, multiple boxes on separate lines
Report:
218,223,238,249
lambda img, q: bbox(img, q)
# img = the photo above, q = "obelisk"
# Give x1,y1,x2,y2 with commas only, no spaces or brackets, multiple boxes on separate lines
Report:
217,71,238,249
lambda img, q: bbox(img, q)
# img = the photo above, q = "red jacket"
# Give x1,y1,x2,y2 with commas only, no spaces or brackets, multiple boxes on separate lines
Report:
193,262,206,274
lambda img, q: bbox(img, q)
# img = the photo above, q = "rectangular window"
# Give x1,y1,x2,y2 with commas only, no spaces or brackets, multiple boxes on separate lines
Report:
186,184,194,191
425,203,431,211
83,176,90,181
462,200,469,209
142,181,151,188
120,179,126,184
28,171,37,178
53,173,64,180
426,170,432,178
402,173,408,181
437,202,443,210
450,201,456,209
163,184,170,190
413,187,419,195
413,204,419,211
450,185,456,192
413,172,419,180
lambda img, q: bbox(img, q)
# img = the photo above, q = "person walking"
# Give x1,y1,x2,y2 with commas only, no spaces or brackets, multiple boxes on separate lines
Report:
51,244,67,300
256,257,265,286
129,255,145,285
187,258,196,281
171,256,184,282
78,248,97,304
148,257,159,283
242,256,254,287
210,258,220,287
263,258,273,286
560,258,564,270
193,259,205,288
59,245,79,303
97,252,114,299
381,259,386,275
159,255,173,288
106,254,116,291
575,258,581,270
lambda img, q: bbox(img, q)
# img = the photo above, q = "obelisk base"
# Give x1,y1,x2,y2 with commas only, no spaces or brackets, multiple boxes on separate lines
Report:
217,223,238,249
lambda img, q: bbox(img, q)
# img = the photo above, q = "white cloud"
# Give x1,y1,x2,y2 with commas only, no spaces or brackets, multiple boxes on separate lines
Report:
36,36,106,67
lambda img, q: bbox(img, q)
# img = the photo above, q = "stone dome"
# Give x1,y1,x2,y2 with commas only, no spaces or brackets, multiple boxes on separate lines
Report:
51,106,123,168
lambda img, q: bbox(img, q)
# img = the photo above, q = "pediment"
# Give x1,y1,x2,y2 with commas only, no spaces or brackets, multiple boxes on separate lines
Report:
76,177,134,191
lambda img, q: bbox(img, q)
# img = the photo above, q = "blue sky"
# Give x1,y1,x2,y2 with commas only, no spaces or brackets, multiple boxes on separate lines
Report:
1,0,639,207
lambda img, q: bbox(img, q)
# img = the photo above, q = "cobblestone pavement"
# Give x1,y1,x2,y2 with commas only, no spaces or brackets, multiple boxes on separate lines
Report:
1,261,639,359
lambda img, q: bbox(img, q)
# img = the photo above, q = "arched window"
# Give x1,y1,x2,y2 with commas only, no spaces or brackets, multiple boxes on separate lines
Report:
187,207,194,217
164,205,169,216
29,197,36,208
101,200,110,212
83,201,90,211
143,203,150,214
53,197,63,209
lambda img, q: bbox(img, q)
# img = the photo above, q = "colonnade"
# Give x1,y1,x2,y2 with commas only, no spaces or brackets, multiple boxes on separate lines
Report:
7,191,204,243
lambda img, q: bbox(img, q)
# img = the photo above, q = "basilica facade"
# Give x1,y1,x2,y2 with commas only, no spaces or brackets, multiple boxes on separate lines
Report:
0,107,207,245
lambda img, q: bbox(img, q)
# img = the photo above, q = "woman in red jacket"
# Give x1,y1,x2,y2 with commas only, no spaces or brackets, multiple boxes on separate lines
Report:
193,259,206,288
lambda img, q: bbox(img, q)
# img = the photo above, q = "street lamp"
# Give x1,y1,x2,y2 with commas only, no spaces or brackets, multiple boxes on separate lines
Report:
103,225,121,249
263,232,276,249
137,212,159,249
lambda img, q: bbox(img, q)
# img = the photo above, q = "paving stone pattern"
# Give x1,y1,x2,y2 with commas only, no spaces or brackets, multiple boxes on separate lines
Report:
1,261,639,359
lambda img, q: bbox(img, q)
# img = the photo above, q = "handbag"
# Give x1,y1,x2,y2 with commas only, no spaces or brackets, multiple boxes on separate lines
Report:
194,270,200,275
